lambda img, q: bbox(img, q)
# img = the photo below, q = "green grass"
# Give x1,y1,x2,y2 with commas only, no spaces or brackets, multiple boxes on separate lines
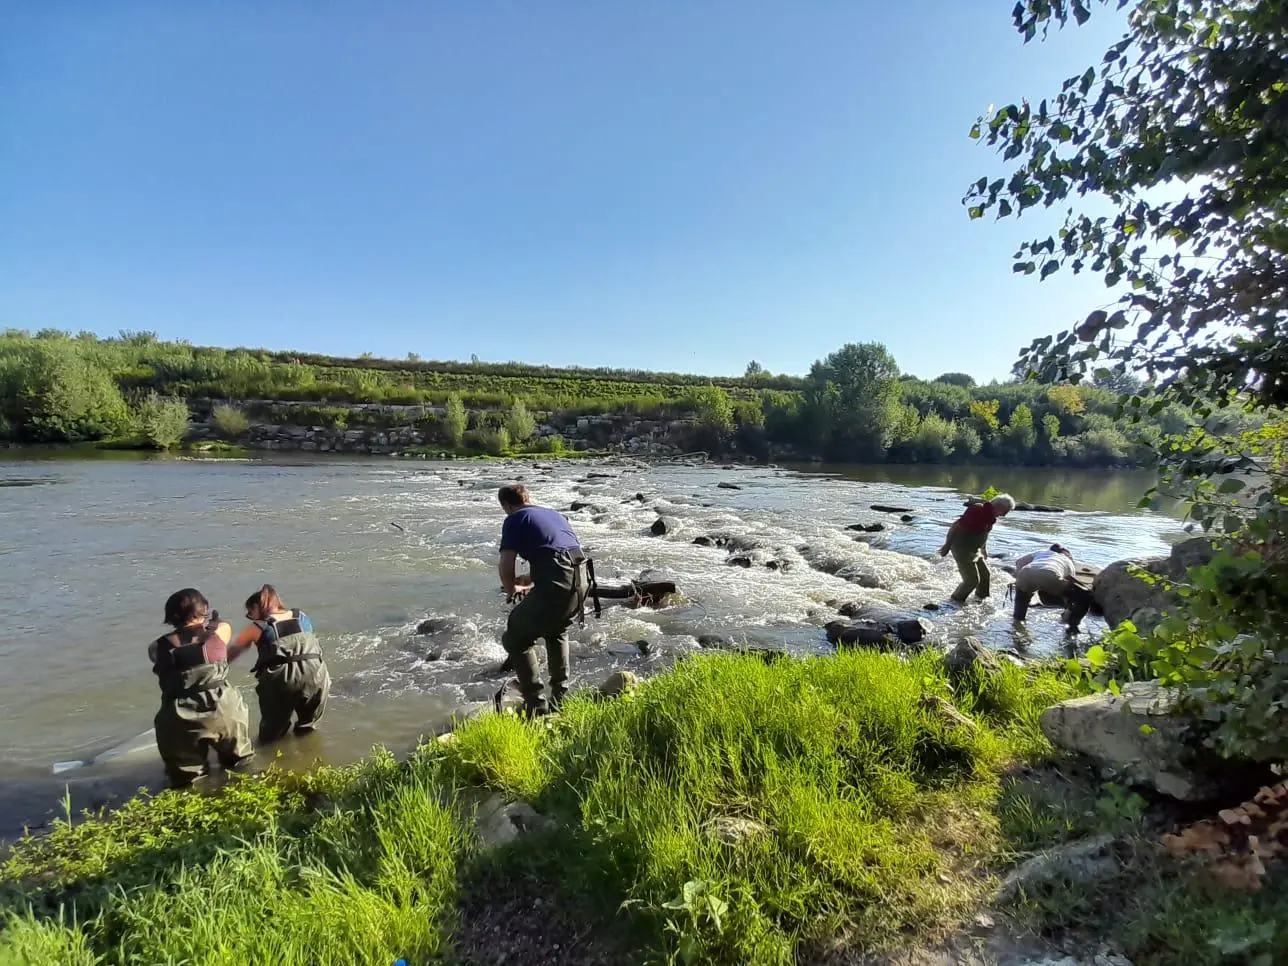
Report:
2,651,1278,965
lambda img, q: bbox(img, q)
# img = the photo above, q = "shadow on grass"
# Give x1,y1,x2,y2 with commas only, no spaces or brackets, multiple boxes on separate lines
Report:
993,756,1288,965
447,835,647,966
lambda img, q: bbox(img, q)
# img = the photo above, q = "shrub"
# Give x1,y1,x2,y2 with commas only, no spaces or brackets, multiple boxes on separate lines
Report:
134,392,191,450
533,433,567,454
470,425,510,455
211,403,250,439
443,393,467,446
951,421,982,459
911,411,954,463
505,399,536,444
10,343,133,442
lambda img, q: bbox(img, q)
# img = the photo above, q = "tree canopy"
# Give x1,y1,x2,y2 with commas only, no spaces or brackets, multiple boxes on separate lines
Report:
967,0,1288,414
970,0,1288,762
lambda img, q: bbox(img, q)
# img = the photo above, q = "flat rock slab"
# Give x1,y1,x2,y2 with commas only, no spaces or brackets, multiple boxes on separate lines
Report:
1039,682,1221,801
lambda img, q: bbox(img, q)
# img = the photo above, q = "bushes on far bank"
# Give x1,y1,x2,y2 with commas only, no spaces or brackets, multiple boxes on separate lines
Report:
1,329,1261,467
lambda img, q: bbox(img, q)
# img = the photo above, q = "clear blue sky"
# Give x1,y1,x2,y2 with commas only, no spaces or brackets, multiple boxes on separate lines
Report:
0,2,1127,382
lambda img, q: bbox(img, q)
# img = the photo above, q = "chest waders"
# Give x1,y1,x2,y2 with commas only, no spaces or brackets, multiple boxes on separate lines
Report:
949,529,992,603
250,609,331,744
500,549,594,716
151,625,253,787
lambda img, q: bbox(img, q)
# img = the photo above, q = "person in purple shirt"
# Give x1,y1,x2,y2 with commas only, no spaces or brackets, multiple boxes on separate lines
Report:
496,483,589,716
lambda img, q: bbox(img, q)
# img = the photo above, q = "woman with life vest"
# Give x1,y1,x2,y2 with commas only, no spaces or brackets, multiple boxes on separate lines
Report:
228,584,331,744
150,588,254,787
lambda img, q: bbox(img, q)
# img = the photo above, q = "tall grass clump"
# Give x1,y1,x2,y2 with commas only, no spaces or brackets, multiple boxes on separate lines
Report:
0,752,466,966
210,402,250,439
424,650,1080,964
0,652,1085,966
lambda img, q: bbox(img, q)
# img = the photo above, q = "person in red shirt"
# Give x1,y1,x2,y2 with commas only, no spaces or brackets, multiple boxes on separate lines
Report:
938,494,1016,603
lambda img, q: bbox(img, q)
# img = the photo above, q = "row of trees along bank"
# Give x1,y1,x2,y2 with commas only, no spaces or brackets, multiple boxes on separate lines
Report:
0,328,1261,463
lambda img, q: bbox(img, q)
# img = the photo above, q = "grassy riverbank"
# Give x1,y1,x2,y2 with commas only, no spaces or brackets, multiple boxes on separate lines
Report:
1,651,1282,965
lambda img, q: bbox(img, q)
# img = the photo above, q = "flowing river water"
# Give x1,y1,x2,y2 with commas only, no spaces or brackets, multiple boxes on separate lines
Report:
0,454,1186,837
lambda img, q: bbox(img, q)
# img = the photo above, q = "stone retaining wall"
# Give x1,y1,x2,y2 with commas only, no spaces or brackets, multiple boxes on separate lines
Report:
186,398,706,457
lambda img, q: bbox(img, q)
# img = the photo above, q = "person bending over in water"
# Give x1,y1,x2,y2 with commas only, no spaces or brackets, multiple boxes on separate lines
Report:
938,493,1016,604
229,584,331,744
1012,544,1076,623
150,588,253,787
497,483,590,717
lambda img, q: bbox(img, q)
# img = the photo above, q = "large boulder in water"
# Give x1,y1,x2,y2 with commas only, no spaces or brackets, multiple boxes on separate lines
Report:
1093,537,1218,630
650,516,675,536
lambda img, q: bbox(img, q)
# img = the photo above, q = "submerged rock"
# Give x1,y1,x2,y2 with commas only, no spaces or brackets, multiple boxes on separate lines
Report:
717,481,742,490
692,535,718,547
827,615,932,649
871,504,913,514
828,622,895,648
728,554,754,568
697,634,733,649
847,572,884,589
1039,682,1236,801
893,617,931,645
650,516,675,536
846,522,886,533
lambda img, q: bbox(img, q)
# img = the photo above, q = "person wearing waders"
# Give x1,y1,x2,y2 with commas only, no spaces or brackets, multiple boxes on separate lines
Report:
938,493,1015,604
228,585,331,744
1011,544,1076,622
1012,544,1100,633
496,483,590,717
150,588,253,787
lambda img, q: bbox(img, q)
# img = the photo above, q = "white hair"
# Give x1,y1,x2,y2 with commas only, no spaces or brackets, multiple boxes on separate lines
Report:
989,493,1016,513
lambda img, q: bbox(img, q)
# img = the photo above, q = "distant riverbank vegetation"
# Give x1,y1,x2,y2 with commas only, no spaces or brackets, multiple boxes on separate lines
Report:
0,328,1261,466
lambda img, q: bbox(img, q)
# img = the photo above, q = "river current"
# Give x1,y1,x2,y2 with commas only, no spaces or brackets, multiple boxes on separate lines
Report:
0,454,1185,836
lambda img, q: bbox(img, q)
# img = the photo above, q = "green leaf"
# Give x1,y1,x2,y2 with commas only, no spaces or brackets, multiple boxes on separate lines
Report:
969,206,985,220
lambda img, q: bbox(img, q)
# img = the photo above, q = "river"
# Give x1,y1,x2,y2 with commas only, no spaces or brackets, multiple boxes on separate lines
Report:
0,454,1186,836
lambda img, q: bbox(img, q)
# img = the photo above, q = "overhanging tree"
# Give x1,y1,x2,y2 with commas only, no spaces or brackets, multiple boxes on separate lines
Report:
968,0,1288,760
